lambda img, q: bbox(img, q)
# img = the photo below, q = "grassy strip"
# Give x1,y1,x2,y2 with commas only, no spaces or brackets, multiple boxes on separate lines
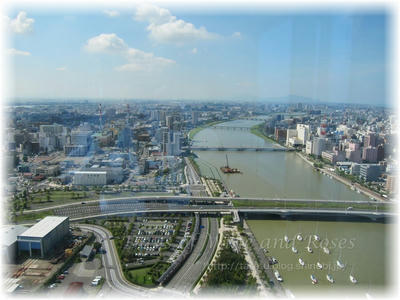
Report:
232,200,391,211
188,120,225,140
250,124,279,144
15,209,55,223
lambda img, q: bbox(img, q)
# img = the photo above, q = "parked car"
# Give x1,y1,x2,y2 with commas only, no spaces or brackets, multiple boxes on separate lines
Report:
57,275,65,280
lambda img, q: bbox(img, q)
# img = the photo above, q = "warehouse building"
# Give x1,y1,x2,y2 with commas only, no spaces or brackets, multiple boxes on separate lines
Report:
2,225,28,263
17,216,69,258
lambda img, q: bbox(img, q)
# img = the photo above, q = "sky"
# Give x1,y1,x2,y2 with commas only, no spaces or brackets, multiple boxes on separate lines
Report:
2,2,390,105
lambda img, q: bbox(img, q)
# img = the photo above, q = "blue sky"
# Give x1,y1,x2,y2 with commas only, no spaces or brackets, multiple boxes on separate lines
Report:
4,3,389,105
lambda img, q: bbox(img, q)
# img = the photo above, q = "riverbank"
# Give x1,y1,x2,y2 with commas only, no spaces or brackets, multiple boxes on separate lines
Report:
296,152,386,202
250,124,277,144
188,120,225,140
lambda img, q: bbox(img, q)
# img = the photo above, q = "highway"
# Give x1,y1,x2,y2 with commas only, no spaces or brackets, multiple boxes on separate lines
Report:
184,157,208,197
166,217,219,293
42,204,395,223
20,195,392,214
78,224,182,298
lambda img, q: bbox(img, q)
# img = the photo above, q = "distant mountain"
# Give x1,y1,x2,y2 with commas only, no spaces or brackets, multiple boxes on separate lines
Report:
260,95,317,104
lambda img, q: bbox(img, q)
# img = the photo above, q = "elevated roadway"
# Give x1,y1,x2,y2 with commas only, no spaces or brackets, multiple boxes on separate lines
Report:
48,206,395,223
21,195,392,214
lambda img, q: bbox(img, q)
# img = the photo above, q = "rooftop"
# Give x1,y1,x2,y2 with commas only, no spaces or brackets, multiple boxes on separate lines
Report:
18,216,68,239
74,171,107,174
2,225,28,247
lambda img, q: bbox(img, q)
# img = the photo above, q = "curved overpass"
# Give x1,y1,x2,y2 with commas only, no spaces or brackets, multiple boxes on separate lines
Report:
77,224,183,297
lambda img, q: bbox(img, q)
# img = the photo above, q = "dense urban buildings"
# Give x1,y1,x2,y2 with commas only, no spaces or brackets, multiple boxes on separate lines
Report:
1,2,396,298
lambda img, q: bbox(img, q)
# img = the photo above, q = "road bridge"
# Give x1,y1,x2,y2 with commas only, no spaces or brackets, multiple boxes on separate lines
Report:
43,205,394,223
188,146,290,152
22,195,392,214
210,125,251,131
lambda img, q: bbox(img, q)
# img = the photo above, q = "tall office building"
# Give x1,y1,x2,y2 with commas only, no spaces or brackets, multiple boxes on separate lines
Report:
192,111,199,125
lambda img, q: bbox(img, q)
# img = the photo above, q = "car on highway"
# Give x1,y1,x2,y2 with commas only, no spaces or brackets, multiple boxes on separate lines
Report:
346,206,353,211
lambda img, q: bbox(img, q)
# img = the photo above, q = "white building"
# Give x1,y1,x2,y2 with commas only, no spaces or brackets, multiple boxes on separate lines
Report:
286,129,298,146
312,137,326,156
73,171,107,185
296,124,310,145
71,131,92,147
39,124,68,152
306,140,313,155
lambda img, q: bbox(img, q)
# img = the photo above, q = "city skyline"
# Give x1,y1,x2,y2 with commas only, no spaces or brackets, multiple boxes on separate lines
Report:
3,3,389,105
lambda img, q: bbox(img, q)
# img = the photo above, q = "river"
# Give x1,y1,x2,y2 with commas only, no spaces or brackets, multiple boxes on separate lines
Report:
192,119,393,295
193,119,370,200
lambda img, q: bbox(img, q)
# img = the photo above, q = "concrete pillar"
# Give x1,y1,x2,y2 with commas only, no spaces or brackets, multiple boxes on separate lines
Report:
29,242,32,257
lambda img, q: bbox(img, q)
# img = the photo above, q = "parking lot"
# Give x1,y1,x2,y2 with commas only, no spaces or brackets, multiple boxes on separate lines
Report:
45,253,106,296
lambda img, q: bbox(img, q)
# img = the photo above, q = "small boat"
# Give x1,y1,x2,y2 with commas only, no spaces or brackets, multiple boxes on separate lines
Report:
296,234,303,241
299,258,305,266
313,234,320,241
350,275,357,284
271,257,278,264
274,270,283,282
357,190,361,194
263,248,269,254
284,235,290,243
310,274,318,284
337,260,345,269
316,262,323,270
326,274,334,283
323,247,330,254
306,246,313,253
329,175,333,179
351,186,355,191
292,246,298,254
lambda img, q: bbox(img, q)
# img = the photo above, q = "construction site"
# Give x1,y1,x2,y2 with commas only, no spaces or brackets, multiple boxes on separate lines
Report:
3,227,90,294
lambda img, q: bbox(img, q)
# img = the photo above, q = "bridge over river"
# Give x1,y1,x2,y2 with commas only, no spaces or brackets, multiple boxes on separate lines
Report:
187,146,291,152
53,206,394,222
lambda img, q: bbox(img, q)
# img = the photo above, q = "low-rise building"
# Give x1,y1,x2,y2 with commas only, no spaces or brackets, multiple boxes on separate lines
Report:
73,171,107,185
17,216,69,258
2,225,28,263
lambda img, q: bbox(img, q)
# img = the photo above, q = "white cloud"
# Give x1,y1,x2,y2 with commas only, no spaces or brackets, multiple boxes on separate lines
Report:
85,33,175,72
56,67,67,71
103,10,120,18
135,3,172,25
191,48,198,54
6,48,31,56
84,33,128,53
117,47,175,72
5,11,34,34
232,32,241,38
134,4,218,44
